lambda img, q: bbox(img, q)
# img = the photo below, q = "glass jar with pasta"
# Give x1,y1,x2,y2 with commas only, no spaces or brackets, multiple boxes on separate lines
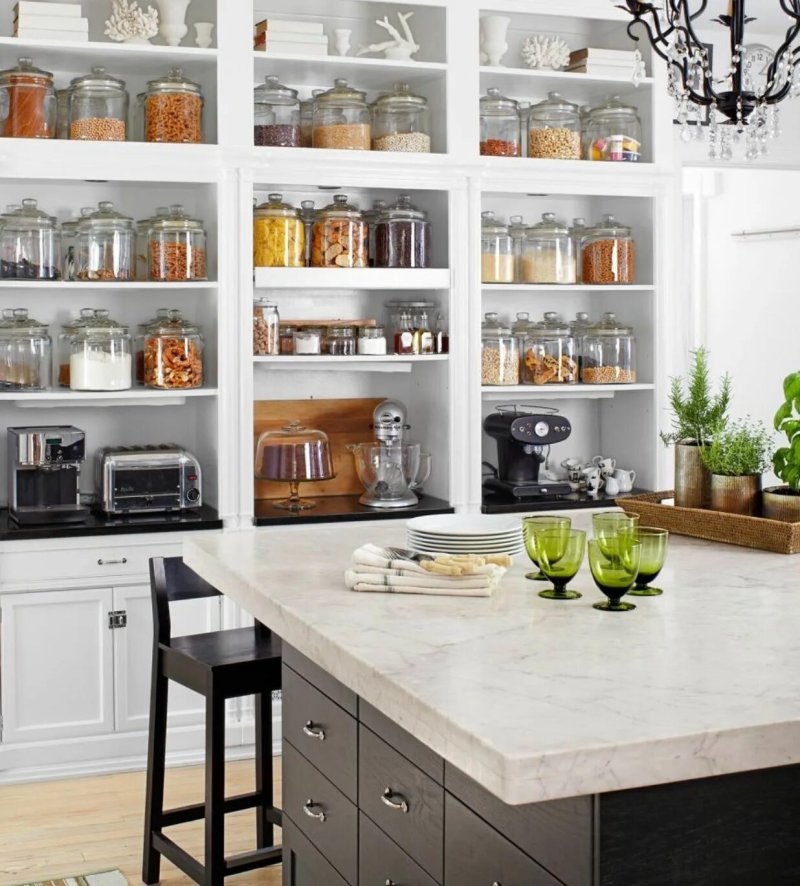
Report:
144,67,203,144
143,310,204,390
148,205,207,281
311,194,367,268
0,57,56,139
253,193,304,268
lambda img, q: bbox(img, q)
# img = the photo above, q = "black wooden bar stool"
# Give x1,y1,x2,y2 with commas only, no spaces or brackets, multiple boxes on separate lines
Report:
142,556,282,886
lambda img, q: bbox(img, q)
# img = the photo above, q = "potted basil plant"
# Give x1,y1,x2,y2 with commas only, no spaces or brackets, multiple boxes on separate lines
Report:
764,371,800,522
661,346,731,509
700,419,772,516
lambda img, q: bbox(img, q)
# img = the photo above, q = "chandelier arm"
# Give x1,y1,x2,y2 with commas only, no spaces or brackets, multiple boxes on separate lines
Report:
676,8,719,102
778,0,800,20
625,18,673,65
763,27,800,96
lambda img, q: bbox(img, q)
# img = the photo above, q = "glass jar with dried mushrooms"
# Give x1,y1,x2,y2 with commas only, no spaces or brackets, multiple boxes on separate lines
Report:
143,309,204,390
311,194,367,268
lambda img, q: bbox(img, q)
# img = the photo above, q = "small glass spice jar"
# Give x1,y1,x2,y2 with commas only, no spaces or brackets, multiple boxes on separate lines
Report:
586,96,642,162
144,67,203,144
581,312,637,383
481,324,519,386
0,308,52,390
480,211,514,283
0,198,60,280
479,87,520,157
358,326,387,355
254,74,300,147
522,212,576,284
326,325,356,356
312,79,371,150
253,193,304,268
294,327,322,355
299,88,323,147
581,214,635,284
148,204,208,281
253,298,280,356
69,312,132,391
522,314,577,385
0,57,56,139
372,82,432,153
279,324,296,355
311,194,367,268
528,92,581,160
68,67,128,141
374,194,431,269
75,201,134,281
143,309,204,389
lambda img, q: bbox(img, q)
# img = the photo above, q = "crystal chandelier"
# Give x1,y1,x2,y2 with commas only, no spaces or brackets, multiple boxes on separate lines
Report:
618,1,800,159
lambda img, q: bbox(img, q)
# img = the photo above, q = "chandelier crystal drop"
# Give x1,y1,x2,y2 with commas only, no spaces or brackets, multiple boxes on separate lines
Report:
617,1,800,159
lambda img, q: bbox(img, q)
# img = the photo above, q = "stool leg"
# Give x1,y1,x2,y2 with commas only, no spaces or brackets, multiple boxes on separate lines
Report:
255,691,274,848
142,657,169,884
205,686,226,886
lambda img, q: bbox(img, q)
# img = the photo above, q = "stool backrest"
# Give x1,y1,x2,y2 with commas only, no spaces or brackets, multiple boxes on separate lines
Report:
149,556,220,646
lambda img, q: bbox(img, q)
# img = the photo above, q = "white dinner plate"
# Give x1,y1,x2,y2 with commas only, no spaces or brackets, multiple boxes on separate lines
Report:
407,530,523,543
406,514,521,536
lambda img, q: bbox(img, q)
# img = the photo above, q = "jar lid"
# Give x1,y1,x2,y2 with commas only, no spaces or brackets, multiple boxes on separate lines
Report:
527,311,570,337
480,87,518,113
483,326,512,339
360,325,385,336
300,88,325,112
589,95,639,119
525,212,569,239
329,325,355,336
315,78,366,105
482,311,503,335
380,193,427,222
571,311,591,328
63,207,96,234
587,311,634,335
530,91,579,115
0,308,49,337
254,297,278,308
254,74,299,104
589,213,632,237
570,217,588,233
149,204,205,233
70,66,126,91
81,201,134,231
385,299,436,308
0,56,53,84
508,215,527,233
147,67,202,94
136,307,173,333
373,82,428,109
4,198,56,230
136,206,170,232
147,308,201,336
299,200,317,220
512,312,531,333
72,312,130,338
481,210,509,235
295,326,323,335
318,193,362,219
254,193,299,219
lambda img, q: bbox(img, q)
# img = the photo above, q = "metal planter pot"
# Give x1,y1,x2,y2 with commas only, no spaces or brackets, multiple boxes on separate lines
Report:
710,474,761,516
762,486,800,522
674,442,711,509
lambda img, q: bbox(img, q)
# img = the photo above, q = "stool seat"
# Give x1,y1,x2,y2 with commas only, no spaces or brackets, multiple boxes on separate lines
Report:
170,626,282,670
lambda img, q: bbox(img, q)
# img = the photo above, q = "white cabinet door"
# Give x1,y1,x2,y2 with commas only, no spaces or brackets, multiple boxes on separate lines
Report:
112,585,221,733
0,588,114,745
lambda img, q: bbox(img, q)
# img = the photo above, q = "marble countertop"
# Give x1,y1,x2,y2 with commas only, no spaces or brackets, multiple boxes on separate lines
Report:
184,512,800,806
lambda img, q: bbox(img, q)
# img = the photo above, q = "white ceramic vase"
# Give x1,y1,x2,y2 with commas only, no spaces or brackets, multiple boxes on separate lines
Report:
194,22,214,49
334,28,352,56
480,15,510,66
157,0,191,47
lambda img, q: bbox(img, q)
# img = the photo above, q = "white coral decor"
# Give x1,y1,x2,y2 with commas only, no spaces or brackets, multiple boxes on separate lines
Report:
521,34,570,70
105,0,159,42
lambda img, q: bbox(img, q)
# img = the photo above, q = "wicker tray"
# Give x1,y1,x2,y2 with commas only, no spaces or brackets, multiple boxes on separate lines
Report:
616,491,800,555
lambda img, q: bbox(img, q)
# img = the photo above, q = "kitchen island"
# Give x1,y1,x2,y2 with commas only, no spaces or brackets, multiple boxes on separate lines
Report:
185,512,800,884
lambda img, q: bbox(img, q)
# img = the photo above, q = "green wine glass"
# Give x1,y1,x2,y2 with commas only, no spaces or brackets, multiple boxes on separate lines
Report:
522,515,571,581
588,537,641,612
592,512,640,557
629,527,669,596
536,528,586,600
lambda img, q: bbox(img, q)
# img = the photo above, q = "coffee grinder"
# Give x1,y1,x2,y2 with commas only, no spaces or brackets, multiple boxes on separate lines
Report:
483,405,572,501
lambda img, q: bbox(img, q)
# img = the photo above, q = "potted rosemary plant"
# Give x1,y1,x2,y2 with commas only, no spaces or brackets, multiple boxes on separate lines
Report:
764,371,800,522
700,419,772,516
661,347,731,508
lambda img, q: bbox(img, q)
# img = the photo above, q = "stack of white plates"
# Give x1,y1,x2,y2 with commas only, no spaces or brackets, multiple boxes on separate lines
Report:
406,514,524,556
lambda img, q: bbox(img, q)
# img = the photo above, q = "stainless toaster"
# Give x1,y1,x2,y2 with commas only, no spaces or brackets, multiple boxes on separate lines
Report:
96,445,202,515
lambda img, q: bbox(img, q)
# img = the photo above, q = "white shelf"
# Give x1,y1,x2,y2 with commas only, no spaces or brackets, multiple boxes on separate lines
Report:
0,281,219,291
479,65,652,97
6,388,219,408
254,268,451,290
481,383,655,400
481,284,654,292
254,355,447,373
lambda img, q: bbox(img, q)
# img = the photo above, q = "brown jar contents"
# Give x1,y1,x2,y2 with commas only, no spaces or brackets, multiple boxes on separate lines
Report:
582,366,636,384
311,219,367,267
480,138,519,157
58,363,70,387
143,336,203,389
581,238,635,284
149,241,207,280
146,93,202,143
312,123,370,150
70,117,126,141
3,77,54,138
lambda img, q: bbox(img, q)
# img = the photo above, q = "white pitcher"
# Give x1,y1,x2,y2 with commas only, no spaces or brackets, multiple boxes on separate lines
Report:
613,469,636,493
604,476,621,496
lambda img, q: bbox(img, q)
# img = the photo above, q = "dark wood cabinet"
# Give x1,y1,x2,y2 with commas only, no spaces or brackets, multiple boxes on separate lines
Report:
359,812,439,886
282,816,349,886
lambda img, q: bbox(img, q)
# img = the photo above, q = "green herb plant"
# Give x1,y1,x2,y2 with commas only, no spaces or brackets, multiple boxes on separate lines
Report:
661,346,732,446
700,418,773,477
772,371,800,492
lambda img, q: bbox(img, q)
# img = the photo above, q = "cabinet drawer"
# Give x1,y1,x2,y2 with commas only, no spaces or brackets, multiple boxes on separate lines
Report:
283,663,358,802
359,724,444,882
359,812,439,886
282,815,351,886
444,794,561,886
283,740,357,884
283,643,357,715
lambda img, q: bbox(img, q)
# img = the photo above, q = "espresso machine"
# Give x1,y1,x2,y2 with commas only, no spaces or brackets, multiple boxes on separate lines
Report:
8,426,90,524
483,405,572,502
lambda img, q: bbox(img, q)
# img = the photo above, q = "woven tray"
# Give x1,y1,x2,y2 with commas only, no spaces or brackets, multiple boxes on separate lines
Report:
616,491,800,555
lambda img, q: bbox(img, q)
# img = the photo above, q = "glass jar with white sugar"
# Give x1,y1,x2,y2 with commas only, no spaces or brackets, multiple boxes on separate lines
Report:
69,312,131,390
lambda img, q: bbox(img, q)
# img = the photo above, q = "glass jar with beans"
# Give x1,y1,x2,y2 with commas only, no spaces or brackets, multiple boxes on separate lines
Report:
0,57,56,139
581,215,635,284
480,211,515,283
144,68,203,144
522,213,576,284
75,201,135,281
581,312,637,384
311,194,367,268
528,92,581,160
68,67,128,141
374,194,431,268
479,87,521,157
147,205,207,281
372,82,432,153
522,314,578,385
312,79,371,150
254,74,301,147
0,198,60,280
253,194,305,268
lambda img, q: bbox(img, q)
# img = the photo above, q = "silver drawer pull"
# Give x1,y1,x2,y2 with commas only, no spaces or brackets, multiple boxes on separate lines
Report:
98,557,127,566
303,720,326,741
303,799,326,822
381,788,409,814
385,881,396,886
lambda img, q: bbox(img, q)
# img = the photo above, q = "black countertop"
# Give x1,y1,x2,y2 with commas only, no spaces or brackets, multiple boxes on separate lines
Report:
482,488,650,514
255,494,453,526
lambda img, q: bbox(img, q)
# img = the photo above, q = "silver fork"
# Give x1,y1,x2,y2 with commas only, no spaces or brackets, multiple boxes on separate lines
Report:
384,546,433,563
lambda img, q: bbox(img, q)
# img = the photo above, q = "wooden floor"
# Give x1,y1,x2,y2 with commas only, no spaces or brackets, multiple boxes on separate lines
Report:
0,759,283,886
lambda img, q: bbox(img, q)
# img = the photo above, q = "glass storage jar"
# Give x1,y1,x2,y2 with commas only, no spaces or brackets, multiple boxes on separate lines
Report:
312,79,370,150
254,74,300,147
480,211,514,283
482,325,519,386
0,198,60,279
363,199,387,268
372,82,432,153
508,214,527,281
293,327,322,355
253,193,304,268
570,310,592,373
326,325,356,356
311,194,367,268
148,204,207,281
581,214,635,284
253,298,279,355
528,92,581,160
0,57,56,139
58,307,100,387
135,206,168,280
69,313,132,391
143,309,204,389
134,308,170,384
581,312,637,383
299,88,323,147
374,194,431,269
586,96,642,162
280,324,297,355
358,325,387,355
299,200,316,266
0,308,51,390
62,207,94,281
569,217,589,279
144,67,203,144
512,311,532,351
76,201,134,281
479,87,520,156
522,212,576,284
68,67,128,141
522,314,577,385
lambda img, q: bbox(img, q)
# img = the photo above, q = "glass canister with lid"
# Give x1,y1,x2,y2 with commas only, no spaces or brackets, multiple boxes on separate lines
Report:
311,194,367,268
481,321,519,386
570,310,592,372
480,211,514,283
253,298,279,356
326,325,356,356
144,67,203,143
68,67,128,141
148,204,207,281
312,79,370,150
0,308,51,390
253,193,304,268
143,309,204,389
586,96,642,162
528,92,581,160
135,206,168,280
363,199,387,268
0,198,60,280
581,214,635,284
69,310,132,391
62,207,95,281
374,194,431,269
479,87,520,157
511,311,532,352
522,212,576,284
76,201,135,281
134,307,170,384
299,88,324,147
581,312,637,383
0,57,56,139
522,313,578,385
58,307,99,387
372,82,432,153
358,326,387,355
254,74,300,147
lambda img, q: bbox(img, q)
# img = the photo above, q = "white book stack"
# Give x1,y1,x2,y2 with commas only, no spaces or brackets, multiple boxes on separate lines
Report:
13,1,88,42
254,18,328,57
567,48,643,78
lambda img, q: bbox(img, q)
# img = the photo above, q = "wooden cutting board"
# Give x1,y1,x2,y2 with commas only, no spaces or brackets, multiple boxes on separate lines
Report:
254,397,385,500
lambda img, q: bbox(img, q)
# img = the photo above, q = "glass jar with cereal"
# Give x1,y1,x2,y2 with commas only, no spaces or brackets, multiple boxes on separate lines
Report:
528,92,581,160
481,323,519,386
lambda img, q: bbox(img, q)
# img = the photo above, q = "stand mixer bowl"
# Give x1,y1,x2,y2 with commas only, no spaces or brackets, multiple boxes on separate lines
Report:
349,442,421,508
